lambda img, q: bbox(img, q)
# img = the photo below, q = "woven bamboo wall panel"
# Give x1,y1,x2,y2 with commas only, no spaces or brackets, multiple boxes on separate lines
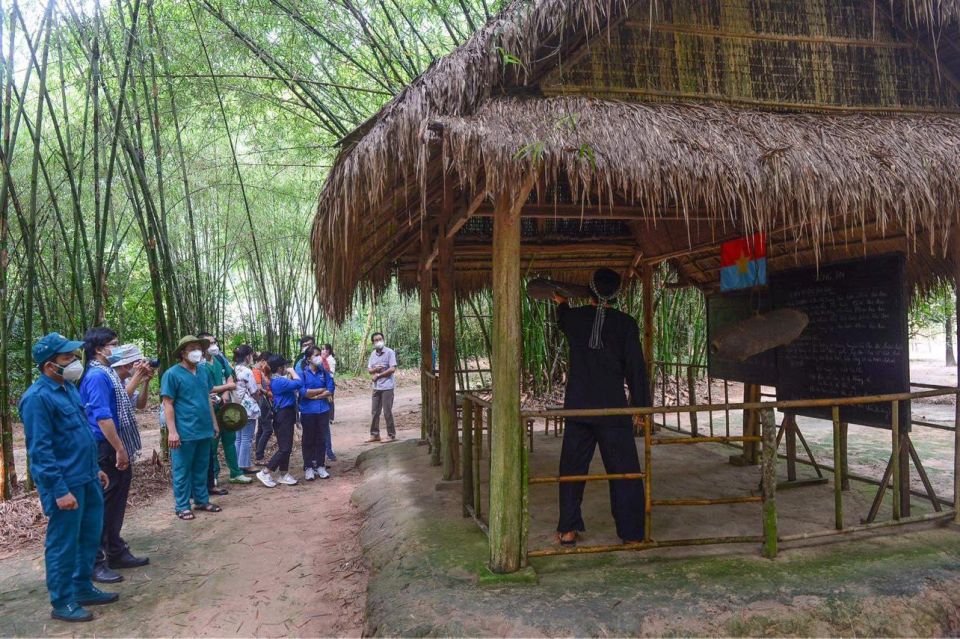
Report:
542,0,957,111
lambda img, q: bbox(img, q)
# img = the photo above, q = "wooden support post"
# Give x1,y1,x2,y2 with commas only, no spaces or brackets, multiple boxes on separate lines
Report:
687,365,698,437
419,253,433,446
744,384,760,464
474,404,483,519
785,414,797,482
955,231,960,524
839,422,850,490
892,401,901,521
438,177,459,481
760,408,778,558
641,263,655,433
462,397,474,516
832,407,843,530
643,406,653,542
899,430,911,518
488,179,534,574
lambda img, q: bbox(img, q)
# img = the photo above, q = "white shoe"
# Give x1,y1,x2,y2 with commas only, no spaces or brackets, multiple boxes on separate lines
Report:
304,468,316,481
277,473,299,486
229,475,252,484
317,467,330,479
256,469,277,488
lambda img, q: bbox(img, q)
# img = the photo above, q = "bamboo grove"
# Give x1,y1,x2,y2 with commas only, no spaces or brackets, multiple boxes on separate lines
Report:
0,0,952,501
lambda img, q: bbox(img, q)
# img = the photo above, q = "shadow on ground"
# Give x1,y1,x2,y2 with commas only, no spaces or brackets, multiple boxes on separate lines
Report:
355,440,960,637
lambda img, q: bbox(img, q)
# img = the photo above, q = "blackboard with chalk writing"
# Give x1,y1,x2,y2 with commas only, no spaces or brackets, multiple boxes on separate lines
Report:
771,253,910,429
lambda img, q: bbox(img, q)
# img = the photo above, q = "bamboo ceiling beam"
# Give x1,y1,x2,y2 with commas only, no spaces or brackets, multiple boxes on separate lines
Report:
623,20,914,49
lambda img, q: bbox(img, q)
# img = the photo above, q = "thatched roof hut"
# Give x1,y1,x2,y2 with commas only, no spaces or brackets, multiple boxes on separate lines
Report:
313,0,960,322
312,0,960,574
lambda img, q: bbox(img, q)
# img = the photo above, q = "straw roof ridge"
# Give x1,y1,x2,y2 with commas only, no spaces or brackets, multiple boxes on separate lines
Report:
434,96,960,251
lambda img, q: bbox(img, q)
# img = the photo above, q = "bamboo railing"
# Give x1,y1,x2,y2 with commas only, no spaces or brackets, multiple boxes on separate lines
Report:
457,383,960,561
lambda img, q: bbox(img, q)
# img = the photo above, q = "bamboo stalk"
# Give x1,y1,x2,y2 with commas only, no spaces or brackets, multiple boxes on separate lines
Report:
528,535,764,558
652,496,760,506
760,408,778,559
653,435,761,445
778,512,954,543
832,407,843,530
520,388,953,418
462,397,474,517
892,401,901,521
529,472,647,485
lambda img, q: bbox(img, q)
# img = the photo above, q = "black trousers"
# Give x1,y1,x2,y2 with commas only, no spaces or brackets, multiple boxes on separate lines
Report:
255,398,274,461
267,407,296,473
557,419,645,541
301,412,329,470
97,439,133,559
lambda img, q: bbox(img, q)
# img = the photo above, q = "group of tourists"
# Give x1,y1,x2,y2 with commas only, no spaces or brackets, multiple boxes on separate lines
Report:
20,326,397,623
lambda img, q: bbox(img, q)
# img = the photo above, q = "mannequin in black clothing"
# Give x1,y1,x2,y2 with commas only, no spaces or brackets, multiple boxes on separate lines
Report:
553,268,651,546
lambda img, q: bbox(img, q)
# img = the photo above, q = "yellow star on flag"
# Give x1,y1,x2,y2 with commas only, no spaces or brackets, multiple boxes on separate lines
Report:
735,250,751,274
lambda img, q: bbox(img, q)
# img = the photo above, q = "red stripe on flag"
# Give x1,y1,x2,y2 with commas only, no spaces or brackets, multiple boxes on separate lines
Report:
720,233,766,267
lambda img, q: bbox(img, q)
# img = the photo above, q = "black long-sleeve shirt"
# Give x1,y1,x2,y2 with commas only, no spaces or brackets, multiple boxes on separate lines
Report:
557,302,651,426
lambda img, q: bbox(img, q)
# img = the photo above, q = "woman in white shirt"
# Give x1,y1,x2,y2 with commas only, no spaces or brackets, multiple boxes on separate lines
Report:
232,345,262,473
321,343,337,460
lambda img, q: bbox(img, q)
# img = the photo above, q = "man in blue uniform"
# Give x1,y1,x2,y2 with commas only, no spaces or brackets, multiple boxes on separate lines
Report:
20,333,117,622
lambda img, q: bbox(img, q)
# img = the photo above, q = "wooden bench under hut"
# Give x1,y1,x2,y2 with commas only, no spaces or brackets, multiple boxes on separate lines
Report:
312,0,960,573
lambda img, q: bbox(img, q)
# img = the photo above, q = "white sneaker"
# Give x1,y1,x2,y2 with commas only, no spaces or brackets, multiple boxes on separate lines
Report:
277,473,299,486
229,475,252,484
317,467,330,479
256,469,277,488
304,468,316,481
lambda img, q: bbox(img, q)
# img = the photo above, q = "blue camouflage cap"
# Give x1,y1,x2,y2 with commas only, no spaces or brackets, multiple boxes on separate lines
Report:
32,332,84,367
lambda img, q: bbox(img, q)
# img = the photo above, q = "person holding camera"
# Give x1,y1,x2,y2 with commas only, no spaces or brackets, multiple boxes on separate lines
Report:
79,329,151,584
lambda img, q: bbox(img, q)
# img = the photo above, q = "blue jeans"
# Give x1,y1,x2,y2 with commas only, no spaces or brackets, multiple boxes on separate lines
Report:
235,419,256,468
171,438,211,512
43,480,103,609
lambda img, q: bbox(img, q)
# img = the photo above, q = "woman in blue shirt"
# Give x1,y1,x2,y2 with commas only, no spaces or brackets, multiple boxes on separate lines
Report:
256,355,302,488
299,346,336,481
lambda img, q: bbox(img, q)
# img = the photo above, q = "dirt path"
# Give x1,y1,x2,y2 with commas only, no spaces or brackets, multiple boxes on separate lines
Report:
0,382,422,638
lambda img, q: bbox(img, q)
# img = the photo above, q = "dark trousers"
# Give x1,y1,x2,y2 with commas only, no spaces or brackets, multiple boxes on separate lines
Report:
267,407,296,473
255,399,274,461
557,419,645,541
301,412,329,470
97,440,133,560
43,480,103,609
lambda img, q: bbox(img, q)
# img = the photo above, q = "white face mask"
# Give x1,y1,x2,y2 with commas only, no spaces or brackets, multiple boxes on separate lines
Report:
311,355,323,366
55,360,84,382
207,344,220,356
186,349,204,364
374,341,385,350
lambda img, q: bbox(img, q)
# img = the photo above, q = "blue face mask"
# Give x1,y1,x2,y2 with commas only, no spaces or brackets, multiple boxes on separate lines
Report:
106,346,130,365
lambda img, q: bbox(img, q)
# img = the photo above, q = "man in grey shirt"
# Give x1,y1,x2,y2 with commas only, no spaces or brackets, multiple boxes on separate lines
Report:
367,332,398,442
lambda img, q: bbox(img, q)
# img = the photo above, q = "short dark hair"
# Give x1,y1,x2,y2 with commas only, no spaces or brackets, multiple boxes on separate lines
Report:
371,332,384,342
267,355,287,373
198,331,215,341
83,327,117,365
255,350,272,362
233,344,253,363
299,335,315,346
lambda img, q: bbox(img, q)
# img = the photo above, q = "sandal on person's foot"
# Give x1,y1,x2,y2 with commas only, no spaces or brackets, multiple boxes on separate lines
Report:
208,487,229,496
556,531,578,547
366,436,381,443
176,510,195,521
194,503,222,513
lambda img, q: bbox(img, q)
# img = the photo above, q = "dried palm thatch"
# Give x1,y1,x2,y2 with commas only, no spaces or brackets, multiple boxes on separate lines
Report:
312,0,960,322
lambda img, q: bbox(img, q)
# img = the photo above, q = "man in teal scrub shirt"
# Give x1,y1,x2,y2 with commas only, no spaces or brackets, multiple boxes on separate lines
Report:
20,333,116,622
160,335,222,520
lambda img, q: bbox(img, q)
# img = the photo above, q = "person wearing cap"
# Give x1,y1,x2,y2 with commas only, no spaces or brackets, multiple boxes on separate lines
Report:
111,344,156,410
79,328,151,584
20,333,116,622
256,355,302,487
160,336,223,520
552,268,651,546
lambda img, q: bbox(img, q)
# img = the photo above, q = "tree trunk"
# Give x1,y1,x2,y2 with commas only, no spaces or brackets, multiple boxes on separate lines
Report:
947,314,956,367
